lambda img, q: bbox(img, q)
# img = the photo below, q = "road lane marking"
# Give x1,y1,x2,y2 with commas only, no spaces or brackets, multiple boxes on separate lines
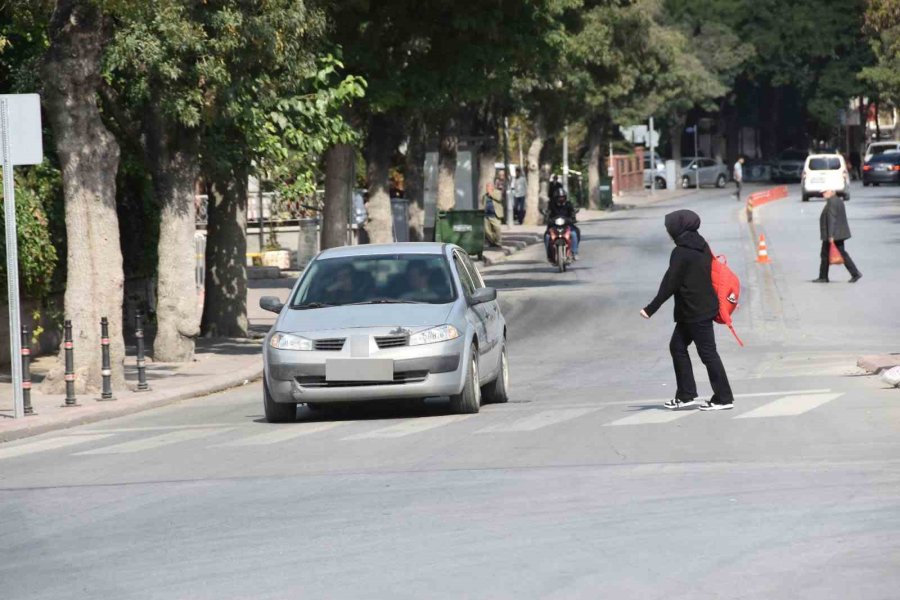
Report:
0,434,116,460
78,424,233,434
74,428,232,455
734,393,843,419
604,409,697,426
344,415,473,440
219,422,344,446
477,408,598,433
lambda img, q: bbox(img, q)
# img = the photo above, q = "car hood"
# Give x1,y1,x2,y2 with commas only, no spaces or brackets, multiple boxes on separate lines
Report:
277,303,456,334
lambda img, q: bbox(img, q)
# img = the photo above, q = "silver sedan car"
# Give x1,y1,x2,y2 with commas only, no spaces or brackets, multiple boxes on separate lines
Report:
259,243,509,422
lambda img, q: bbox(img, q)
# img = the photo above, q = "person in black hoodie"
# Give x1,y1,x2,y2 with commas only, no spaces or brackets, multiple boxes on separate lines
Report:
640,210,735,410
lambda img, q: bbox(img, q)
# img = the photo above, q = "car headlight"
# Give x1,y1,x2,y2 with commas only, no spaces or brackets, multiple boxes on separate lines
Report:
409,324,460,346
269,332,314,351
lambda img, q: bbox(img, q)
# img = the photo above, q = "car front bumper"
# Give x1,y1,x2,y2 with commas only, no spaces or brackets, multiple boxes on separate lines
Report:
264,337,467,403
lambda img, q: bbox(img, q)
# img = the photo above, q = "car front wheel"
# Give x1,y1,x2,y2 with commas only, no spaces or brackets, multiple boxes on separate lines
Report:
681,176,690,189
716,174,727,188
264,378,297,423
449,346,481,414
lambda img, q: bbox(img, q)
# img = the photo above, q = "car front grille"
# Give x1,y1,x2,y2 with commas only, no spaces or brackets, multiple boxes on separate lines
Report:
314,338,345,351
296,371,428,388
375,334,408,349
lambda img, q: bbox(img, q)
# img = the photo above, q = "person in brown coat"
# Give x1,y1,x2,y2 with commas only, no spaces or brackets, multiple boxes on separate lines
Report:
814,189,862,283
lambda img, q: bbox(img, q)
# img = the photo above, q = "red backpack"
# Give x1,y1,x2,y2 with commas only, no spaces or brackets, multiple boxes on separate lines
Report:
709,250,744,346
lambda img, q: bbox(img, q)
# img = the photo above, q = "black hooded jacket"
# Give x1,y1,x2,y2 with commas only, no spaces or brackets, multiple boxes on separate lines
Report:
643,210,719,323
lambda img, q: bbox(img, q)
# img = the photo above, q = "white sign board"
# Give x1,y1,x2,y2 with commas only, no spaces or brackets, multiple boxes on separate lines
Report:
0,94,43,165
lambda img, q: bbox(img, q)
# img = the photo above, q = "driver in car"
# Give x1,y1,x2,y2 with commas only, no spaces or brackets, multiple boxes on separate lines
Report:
400,261,443,302
324,264,359,305
544,189,580,260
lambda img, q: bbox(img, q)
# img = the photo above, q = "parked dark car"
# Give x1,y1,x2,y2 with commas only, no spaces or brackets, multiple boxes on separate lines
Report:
771,149,808,183
862,151,900,186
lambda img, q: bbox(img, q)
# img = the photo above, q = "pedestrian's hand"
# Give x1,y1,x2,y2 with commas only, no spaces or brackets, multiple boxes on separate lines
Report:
640,309,650,319
829,237,834,243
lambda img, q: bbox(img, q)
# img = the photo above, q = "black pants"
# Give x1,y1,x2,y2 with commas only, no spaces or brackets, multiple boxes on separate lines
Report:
670,320,734,404
734,180,742,201
819,240,860,280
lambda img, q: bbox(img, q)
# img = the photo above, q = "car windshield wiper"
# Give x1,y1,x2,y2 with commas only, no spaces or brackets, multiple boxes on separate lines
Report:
292,302,332,310
346,299,426,305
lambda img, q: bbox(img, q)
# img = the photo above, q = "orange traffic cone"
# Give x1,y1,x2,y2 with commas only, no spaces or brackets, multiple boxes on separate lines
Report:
756,235,770,263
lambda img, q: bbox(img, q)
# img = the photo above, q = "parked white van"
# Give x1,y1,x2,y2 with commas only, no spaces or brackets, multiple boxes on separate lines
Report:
864,141,900,162
801,154,850,202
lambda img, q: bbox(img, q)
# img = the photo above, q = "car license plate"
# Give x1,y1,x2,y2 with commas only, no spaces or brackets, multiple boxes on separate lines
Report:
326,359,393,382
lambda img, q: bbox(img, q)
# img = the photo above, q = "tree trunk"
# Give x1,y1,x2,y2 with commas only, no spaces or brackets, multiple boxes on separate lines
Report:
364,114,396,244
41,0,126,394
146,107,201,362
523,117,545,226
669,114,686,182
476,137,498,204
587,118,605,210
405,118,426,241
322,143,354,250
436,117,458,212
201,168,248,338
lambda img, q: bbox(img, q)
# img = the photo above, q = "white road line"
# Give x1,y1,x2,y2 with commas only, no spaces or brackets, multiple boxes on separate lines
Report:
78,424,233,434
0,434,116,460
478,408,598,433
74,428,232,455
220,422,343,446
604,409,697,427
345,415,473,440
622,389,833,406
734,393,843,419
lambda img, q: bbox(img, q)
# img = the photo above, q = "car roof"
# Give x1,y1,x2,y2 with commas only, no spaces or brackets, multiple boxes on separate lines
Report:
316,242,449,260
867,141,900,147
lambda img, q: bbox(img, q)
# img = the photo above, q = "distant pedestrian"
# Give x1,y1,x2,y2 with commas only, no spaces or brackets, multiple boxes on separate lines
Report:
849,150,861,180
483,182,505,248
813,189,862,283
733,156,744,201
513,169,527,224
640,210,735,411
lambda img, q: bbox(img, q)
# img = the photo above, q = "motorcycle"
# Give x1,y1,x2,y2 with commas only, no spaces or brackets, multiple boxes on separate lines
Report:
546,216,575,272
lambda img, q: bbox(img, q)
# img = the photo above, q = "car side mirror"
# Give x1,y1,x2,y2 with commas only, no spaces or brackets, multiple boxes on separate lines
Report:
468,287,497,306
259,296,285,314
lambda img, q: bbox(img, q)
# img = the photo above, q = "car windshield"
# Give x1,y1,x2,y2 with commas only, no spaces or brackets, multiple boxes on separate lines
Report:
779,151,807,161
808,157,842,170
290,254,457,308
680,159,695,168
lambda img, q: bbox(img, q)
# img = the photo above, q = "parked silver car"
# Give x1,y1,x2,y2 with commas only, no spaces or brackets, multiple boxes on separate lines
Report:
259,243,509,422
680,157,729,188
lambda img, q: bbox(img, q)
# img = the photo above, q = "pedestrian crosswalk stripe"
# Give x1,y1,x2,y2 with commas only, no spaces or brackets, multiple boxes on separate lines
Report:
0,434,116,460
734,393,843,419
74,428,232,455
604,408,696,426
219,422,344,446
477,408,598,433
79,424,233,434
344,415,472,440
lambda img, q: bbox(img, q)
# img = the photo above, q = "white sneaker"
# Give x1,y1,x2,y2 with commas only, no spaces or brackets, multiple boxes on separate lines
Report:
698,401,733,411
663,398,697,410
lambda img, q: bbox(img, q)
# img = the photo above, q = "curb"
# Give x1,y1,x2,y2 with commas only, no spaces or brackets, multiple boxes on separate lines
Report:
482,233,544,266
0,362,264,443
857,354,900,375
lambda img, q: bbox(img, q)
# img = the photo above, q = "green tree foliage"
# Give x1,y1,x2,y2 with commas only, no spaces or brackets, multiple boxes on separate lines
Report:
861,0,900,105
0,168,60,303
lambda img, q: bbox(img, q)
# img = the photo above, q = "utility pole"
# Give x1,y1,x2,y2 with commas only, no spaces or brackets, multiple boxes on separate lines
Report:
649,117,656,196
502,116,513,226
562,124,569,194
694,123,700,190
516,125,524,174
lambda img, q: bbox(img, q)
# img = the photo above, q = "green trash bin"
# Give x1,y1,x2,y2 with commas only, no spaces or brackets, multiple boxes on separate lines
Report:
434,210,485,259
599,176,614,209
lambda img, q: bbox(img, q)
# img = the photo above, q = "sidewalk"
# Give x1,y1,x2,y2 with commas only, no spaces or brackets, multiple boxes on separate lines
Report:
482,187,698,266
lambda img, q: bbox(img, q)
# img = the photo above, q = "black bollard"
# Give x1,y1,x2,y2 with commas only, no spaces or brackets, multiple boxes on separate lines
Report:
21,325,34,416
98,317,115,401
135,311,150,392
63,320,79,407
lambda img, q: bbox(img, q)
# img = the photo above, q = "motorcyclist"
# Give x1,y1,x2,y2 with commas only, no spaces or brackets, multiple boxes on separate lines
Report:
544,189,580,260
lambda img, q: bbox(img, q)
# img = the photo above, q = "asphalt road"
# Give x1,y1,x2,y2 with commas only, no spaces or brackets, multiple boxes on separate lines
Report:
2,183,899,599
